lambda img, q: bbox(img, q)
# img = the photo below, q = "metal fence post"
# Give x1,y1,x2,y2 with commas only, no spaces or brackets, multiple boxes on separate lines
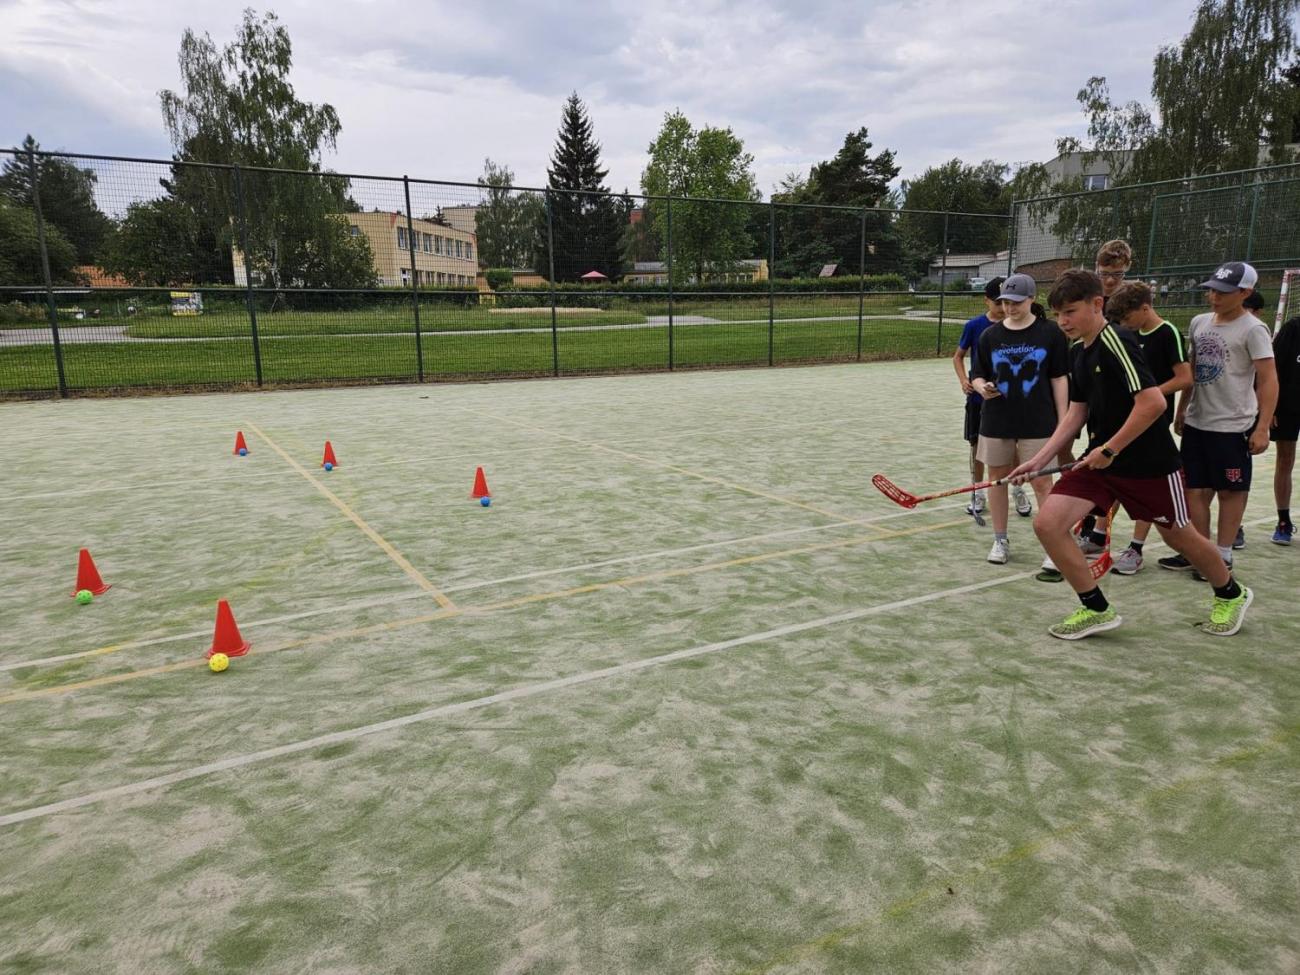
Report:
232,165,264,387
935,212,949,356
856,209,866,362
545,190,559,377
1244,182,1261,262
27,149,68,398
666,197,674,370
1144,197,1160,278
402,176,425,382
767,201,776,367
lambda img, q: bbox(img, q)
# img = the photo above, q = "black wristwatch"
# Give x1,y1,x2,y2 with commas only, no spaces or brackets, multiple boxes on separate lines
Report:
1100,445,1119,459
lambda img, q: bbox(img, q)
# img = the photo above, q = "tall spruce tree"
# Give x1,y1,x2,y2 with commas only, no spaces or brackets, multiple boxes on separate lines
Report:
535,93,624,282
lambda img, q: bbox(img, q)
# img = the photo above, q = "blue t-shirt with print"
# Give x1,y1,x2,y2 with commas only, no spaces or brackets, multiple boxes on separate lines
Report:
958,314,994,405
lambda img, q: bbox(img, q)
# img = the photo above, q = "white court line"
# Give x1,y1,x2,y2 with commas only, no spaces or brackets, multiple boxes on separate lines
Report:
0,571,1034,829
0,501,969,673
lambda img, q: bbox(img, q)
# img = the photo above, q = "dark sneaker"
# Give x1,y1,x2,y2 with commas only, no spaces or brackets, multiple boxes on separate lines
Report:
1233,526,1246,550
1192,559,1232,582
1158,554,1194,571
1273,522,1294,545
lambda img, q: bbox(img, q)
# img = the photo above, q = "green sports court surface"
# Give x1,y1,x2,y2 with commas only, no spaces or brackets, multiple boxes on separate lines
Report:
1,360,1297,974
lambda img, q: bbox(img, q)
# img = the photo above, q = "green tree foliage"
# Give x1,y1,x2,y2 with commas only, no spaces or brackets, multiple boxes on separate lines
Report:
150,9,374,291
1018,1,1300,268
535,94,626,282
475,158,544,269
0,196,78,285
0,136,113,265
641,111,760,283
101,197,214,287
770,128,901,278
898,159,1012,274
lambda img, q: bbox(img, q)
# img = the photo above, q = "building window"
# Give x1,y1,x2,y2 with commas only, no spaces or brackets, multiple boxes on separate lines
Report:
397,227,408,250
466,242,474,262
455,240,463,259
436,272,444,285
423,233,432,253
1083,174,1110,192
400,268,411,286
349,225,360,237
434,236,442,255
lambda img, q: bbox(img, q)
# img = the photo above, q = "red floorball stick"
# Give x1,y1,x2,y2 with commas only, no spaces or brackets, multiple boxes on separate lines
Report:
871,463,1078,509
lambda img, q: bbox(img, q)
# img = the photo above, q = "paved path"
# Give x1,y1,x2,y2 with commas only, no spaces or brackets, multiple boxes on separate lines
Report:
0,312,946,347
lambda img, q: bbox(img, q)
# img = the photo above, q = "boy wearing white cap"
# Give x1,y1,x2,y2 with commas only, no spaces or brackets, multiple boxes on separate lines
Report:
1159,261,1278,574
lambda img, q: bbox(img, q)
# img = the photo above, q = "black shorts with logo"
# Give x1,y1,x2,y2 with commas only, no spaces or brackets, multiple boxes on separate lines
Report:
1180,424,1252,491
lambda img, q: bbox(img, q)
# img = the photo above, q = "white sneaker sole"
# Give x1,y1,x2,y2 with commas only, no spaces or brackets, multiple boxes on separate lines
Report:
1110,562,1142,576
1050,614,1123,640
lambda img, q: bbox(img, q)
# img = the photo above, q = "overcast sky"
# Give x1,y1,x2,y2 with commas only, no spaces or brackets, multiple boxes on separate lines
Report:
1,0,1203,198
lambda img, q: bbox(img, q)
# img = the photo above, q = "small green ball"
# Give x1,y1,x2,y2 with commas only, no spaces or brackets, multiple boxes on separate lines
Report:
75,589,94,605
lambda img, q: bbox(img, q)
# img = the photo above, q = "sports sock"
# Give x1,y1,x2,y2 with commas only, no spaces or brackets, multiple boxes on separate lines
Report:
1078,587,1109,613
1128,540,1144,552
1081,515,1097,535
994,531,1008,543
1217,544,1232,562
1280,508,1292,525
1088,530,1108,545
1213,578,1242,600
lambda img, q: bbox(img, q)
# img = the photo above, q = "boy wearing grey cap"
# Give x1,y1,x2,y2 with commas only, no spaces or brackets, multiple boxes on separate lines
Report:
970,273,1070,565
1158,262,1278,574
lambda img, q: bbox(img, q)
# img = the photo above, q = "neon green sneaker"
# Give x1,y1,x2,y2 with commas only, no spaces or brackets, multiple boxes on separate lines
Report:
1048,606,1122,640
1196,586,1253,636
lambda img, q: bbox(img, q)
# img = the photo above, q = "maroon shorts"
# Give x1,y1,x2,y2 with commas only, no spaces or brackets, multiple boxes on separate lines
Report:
1051,467,1190,528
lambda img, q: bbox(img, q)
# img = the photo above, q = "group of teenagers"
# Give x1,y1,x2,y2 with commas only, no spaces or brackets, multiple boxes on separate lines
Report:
951,239,1300,640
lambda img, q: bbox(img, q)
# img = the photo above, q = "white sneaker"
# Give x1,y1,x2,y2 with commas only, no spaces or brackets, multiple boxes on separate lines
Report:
1012,485,1033,517
1041,553,1058,572
988,537,1010,564
1111,547,1143,575
972,490,987,513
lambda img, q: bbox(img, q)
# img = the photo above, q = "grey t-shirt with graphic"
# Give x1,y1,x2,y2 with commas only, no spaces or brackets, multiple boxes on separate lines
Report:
1185,311,1274,432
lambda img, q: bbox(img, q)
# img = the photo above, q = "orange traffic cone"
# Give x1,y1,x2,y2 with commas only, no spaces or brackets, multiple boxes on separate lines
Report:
70,548,111,597
233,431,249,454
322,441,339,468
469,466,491,499
206,599,250,658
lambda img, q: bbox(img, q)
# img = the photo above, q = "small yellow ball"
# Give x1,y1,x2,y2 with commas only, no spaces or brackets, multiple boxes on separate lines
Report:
208,653,229,673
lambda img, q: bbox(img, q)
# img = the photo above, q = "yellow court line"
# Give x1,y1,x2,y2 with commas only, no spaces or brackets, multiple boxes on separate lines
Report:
0,517,968,704
459,407,857,522
246,422,456,610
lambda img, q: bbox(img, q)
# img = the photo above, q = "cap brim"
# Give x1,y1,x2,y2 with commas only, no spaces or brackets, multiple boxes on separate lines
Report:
997,293,1030,302
1199,279,1239,293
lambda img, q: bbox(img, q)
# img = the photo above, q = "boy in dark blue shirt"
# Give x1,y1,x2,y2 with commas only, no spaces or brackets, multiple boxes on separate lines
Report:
953,277,1006,515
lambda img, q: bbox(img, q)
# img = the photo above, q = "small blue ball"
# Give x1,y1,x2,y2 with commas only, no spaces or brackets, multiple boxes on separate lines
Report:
480,496,491,507
324,462,333,471
238,447,248,456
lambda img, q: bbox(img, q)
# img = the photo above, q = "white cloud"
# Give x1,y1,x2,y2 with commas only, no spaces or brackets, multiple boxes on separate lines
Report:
0,0,1199,198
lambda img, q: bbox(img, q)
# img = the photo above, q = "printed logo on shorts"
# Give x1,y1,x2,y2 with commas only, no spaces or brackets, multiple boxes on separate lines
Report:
1154,515,1170,523
1226,467,1243,483
1193,329,1230,384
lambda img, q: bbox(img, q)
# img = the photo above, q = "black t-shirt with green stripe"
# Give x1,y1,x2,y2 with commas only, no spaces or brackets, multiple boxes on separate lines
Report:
1070,324,1182,477
1131,319,1188,425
